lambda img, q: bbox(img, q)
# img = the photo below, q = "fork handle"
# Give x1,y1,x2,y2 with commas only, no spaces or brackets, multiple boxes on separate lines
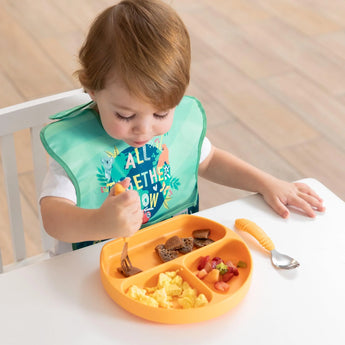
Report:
235,218,275,251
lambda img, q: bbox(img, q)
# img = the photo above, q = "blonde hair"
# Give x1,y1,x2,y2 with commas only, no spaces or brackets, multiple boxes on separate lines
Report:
76,0,191,110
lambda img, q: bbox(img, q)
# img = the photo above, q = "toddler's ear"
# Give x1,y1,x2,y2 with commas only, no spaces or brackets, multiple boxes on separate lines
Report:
84,87,96,101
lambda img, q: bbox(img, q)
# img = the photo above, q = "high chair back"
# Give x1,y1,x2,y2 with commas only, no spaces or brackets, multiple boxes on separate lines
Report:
0,89,91,273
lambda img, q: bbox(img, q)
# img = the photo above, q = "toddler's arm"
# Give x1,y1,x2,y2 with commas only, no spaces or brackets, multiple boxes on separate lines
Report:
40,187,142,243
198,146,325,218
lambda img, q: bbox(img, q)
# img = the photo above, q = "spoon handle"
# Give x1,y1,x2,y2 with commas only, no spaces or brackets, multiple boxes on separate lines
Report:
114,182,127,243
235,219,275,251
114,183,126,195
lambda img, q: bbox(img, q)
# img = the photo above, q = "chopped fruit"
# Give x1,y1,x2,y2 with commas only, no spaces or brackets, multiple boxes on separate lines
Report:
204,269,220,284
204,261,213,273
222,271,234,282
226,260,239,276
237,260,247,268
211,257,223,269
196,269,208,279
197,256,210,270
195,254,244,289
216,262,228,275
214,281,230,292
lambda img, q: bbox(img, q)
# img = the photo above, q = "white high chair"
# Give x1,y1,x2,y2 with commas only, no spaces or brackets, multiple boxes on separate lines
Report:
0,89,91,273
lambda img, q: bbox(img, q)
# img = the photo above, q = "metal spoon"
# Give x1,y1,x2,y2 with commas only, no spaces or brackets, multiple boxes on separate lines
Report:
235,218,300,270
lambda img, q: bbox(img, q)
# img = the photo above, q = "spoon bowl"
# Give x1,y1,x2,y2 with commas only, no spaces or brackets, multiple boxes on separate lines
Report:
270,249,300,269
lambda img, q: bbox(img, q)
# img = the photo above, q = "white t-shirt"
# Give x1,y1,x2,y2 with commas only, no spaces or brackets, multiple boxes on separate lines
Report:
40,137,211,203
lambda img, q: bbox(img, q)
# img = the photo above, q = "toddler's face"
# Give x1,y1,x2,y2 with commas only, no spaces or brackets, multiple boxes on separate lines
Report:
88,79,175,148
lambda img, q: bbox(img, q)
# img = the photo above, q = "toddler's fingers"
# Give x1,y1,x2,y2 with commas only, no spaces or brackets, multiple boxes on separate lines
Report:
294,182,323,202
116,191,141,213
288,195,316,218
267,196,290,219
298,192,326,212
119,177,131,190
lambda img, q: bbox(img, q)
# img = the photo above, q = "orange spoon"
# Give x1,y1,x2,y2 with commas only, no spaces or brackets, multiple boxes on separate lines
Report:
235,218,299,269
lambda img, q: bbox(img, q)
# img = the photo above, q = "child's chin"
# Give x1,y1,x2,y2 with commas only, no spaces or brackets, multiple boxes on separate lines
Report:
131,140,149,147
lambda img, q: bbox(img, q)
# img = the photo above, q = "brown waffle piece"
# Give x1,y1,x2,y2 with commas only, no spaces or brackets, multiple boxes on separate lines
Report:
164,235,184,250
155,244,179,262
192,229,210,239
117,242,142,277
193,238,215,248
178,237,194,254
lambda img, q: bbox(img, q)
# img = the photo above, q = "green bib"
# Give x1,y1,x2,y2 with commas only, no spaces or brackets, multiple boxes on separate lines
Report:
41,95,207,230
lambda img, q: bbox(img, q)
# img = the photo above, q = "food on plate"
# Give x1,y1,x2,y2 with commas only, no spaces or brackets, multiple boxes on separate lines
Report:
214,281,230,292
237,260,247,268
178,237,194,254
193,229,214,247
155,244,179,262
155,229,215,263
164,235,184,250
203,268,220,284
127,270,209,309
193,238,215,248
117,241,142,278
192,229,210,239
215,262,228,275
192,229,214,248
195,255,246,292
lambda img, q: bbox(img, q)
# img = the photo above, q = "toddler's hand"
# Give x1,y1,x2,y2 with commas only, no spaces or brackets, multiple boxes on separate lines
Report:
96,183,142,238
260,178,325,218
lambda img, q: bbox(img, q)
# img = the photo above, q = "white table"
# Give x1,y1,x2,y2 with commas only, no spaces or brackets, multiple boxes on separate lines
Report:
1,178,344,345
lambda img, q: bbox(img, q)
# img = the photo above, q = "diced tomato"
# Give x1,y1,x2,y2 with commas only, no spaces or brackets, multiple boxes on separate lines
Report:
197,256,210,270
214,281,230,292
222,271,234,282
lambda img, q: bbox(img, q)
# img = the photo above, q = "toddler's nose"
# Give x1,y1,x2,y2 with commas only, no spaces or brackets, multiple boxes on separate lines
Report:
132,119,150,135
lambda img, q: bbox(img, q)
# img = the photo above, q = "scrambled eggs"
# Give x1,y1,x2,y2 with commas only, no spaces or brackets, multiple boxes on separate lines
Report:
127,270,208,309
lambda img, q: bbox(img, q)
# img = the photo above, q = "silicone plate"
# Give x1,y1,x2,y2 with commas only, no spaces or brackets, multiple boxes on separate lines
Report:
100,215,252,324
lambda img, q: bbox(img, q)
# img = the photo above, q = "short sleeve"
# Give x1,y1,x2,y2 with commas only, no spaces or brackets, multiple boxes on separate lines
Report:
39,158,77,204
199,137,211,164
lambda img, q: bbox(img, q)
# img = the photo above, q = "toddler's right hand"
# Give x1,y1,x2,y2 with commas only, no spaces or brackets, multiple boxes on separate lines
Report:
96,183,143,238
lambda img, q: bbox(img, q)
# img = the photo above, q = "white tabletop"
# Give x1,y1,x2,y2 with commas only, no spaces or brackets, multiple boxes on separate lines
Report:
1,178,344,345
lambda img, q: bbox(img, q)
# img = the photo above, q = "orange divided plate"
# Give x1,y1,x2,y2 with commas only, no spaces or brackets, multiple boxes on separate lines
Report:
100,215,252,324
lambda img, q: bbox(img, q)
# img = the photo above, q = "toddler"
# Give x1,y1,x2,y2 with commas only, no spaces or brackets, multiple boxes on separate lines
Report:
40,0,324,249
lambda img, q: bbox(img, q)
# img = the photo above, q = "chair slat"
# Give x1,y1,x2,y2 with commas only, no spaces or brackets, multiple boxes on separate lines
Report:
1,134,26,261
30,125,55,252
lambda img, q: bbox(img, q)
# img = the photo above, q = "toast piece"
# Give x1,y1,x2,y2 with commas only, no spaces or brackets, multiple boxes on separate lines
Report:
192,229,210,239
155,244,179,262
193,238,215,248
178,237,194,254
117,266,142,277
164,235,184,250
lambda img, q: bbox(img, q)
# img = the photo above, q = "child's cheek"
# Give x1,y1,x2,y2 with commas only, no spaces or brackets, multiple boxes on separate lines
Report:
109,123,127,140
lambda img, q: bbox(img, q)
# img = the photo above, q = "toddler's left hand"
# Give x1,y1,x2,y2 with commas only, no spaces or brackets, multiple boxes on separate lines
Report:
260,179,325,218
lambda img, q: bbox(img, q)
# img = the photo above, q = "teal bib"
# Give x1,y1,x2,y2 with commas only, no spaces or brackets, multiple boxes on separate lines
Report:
41,96,207,230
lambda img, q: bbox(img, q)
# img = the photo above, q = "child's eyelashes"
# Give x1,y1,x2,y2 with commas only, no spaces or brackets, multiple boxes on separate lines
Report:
153,112,169,119
114,111,169,121
114,112,134,121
